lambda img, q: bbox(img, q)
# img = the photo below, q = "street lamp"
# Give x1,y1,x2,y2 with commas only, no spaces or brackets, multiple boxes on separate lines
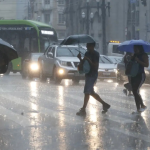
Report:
82,12,86,19
86,0,90,34
95,0,110,54
81,11,94,32
96,0,100,22
90,12,94,29
81,12,86,30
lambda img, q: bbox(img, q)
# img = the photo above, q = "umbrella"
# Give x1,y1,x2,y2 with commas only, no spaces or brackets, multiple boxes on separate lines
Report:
60,34,96,45
118,40,150,53
0,38,18,62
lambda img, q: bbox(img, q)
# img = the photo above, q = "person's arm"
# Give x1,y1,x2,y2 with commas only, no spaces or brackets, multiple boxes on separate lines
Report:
135,54,149,67
77,53,83,61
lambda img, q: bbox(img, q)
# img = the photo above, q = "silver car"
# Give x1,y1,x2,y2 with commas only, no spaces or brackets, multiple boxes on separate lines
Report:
38,45,86,83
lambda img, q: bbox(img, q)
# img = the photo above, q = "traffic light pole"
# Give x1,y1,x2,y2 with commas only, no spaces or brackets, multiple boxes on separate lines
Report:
102,0,107,55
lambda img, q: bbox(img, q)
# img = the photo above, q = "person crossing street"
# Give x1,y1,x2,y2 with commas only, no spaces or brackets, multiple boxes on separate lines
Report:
76,43,110,116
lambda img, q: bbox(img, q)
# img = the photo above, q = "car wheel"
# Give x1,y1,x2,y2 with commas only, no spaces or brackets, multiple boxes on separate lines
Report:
39,69,46,82
72,79,80,84
53,68,61,84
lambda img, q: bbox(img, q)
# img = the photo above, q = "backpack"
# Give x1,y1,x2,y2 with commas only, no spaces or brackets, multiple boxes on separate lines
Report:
78,60,90,74
125,61,139,77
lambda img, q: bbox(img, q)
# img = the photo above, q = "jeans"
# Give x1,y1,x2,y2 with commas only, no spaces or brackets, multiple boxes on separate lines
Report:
131,73,145,110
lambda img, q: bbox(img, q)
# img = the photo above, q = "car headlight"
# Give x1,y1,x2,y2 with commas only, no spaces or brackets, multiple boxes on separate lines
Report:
30,63,39,71
114,69,118,74
58,69,64,75
59,61,67,66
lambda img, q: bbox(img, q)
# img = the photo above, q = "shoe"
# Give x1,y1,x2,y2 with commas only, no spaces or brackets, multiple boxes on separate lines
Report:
123,89,127,96
76,108,86,116
140,106,147,112
103,103,111,111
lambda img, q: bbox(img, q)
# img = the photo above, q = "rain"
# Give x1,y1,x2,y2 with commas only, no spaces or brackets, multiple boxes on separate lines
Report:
0,0,150,150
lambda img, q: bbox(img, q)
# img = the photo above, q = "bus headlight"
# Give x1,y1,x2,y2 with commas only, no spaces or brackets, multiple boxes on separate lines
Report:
30,63,39,71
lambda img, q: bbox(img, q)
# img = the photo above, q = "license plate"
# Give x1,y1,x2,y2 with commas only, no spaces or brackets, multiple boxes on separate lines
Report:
103,72,110,76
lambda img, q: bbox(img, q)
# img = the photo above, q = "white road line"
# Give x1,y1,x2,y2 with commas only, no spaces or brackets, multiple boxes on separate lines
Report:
1,93,137,125
0,105,39,127
111,127,150,143
0,94,82,125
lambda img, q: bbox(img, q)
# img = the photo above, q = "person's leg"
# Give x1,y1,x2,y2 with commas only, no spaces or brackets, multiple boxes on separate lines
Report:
91,92,110,111
131,74,146,111
76,76,92,115
91,92,105,105
82,94,90,109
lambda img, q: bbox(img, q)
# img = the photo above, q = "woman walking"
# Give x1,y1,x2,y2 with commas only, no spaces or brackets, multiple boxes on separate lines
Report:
131,45,149,113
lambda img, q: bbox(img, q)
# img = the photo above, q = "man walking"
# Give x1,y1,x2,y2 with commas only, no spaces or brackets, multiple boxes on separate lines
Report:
76,43,110,116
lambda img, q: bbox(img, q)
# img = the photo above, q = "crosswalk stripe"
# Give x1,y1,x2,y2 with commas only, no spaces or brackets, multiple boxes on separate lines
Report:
0,105,39,127
1,92,137,126
110,127,150,143
0,94,83,126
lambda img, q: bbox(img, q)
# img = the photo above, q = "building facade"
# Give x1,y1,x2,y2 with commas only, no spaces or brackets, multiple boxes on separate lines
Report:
0,0,28,20
64,0,150,54
127,0,150,43
0,0,17,20
33,0,66,39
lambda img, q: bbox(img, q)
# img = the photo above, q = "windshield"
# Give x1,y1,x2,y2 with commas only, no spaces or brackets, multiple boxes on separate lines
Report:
100,56,113,64
56,47,86,57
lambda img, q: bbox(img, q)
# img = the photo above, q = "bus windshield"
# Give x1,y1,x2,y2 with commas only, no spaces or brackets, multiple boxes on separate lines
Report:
39,29,57,52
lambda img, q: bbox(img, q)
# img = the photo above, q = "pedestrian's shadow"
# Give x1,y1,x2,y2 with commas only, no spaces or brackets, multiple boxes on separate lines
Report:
132,114,150,136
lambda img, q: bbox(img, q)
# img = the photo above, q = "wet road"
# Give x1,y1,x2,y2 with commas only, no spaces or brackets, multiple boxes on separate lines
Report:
0,74,150,150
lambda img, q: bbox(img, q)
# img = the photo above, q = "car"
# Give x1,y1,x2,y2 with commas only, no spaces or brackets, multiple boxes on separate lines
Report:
22,53,43,79
117,58,150,84
98,55,117,80
38,45,86,83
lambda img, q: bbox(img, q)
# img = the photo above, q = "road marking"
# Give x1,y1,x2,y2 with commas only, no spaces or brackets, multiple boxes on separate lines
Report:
110,127,150,143
0,105,39,127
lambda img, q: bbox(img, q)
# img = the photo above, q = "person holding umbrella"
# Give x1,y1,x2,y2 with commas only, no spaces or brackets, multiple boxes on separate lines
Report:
76,42,111,116
118,40,150,113
131,45,149,113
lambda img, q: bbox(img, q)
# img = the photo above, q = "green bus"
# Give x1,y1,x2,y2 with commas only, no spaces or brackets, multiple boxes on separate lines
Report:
0,20,58,74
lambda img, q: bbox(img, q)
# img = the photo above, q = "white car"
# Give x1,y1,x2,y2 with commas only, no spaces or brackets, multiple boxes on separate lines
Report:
38,45,86,83
98,55,117,80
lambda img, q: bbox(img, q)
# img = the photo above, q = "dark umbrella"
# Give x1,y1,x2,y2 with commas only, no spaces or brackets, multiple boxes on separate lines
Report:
0,38,18,62
60,34,96,45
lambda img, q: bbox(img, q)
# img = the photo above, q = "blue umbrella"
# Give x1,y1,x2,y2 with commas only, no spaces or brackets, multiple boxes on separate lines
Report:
118,40,150,53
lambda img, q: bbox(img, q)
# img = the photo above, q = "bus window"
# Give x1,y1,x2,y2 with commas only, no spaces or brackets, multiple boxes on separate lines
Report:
24,38,30,51
31,38,38,52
